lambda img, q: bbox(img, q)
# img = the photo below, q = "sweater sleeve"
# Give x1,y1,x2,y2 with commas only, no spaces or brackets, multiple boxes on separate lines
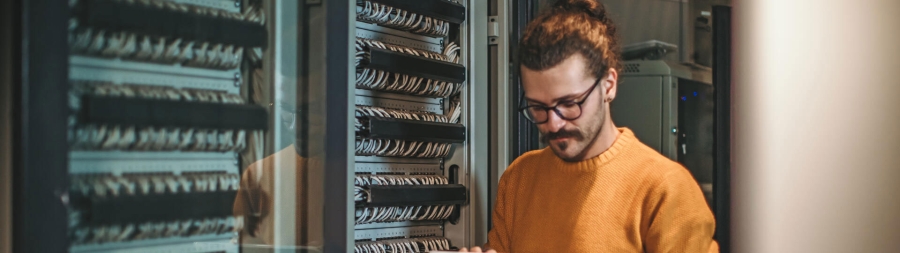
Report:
643,165,717,253
485,167,515,252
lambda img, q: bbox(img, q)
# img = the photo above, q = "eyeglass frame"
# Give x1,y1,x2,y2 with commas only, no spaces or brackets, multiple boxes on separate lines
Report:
518,77,603,124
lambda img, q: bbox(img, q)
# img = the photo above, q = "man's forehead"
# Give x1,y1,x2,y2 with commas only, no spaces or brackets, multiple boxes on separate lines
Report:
520,60,594,103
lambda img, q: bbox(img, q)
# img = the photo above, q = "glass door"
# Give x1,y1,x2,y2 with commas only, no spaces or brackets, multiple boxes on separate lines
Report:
12,0,488,251
11,0,353,252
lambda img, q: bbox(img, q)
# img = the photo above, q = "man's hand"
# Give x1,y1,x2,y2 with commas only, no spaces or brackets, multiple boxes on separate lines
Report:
459,247,497,253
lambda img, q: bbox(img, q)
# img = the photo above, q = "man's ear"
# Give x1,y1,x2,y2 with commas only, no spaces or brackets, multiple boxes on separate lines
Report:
605,68,618,101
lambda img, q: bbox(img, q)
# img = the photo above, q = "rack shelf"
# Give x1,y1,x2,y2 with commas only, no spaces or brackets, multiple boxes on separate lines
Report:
359,184,466,207
354,225,444,241
361,47,466,84
356,156,443,164
355,89,444,114
70,151,238,175
354,221,442,230
79,95,268,130
361,0,466,24
72,191,237,225
69,56,241,94
359,116,465,143
355,162,442,175
76,0,267,48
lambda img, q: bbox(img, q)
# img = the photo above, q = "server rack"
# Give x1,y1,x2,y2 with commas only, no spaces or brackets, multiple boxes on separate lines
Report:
611,34,732,251
8,0,495,252
611,60,716,202
350,0,489,251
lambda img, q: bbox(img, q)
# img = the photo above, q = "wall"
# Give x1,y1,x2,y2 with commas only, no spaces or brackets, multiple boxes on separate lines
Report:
535,0,685,62
732,0,900,251
605,0,686,62
535,0,730,65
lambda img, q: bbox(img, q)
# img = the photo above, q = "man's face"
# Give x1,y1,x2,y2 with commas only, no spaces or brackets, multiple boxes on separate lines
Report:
521,54,614,161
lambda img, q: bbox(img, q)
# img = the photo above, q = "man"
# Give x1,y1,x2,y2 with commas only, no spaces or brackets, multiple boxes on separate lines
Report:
462,0,717,252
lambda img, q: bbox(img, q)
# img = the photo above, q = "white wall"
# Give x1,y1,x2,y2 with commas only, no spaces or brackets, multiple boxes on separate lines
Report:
732,0,900,252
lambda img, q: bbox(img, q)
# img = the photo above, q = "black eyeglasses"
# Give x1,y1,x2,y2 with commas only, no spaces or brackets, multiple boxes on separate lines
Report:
518,78,602,124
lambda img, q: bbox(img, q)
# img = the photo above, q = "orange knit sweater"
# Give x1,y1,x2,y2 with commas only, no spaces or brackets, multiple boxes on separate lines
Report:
486,128,717,253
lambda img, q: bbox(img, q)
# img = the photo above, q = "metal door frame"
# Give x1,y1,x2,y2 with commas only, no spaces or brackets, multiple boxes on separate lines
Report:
315,0,355,252
712,5,732,253
1,0,19,251
11,0,71,252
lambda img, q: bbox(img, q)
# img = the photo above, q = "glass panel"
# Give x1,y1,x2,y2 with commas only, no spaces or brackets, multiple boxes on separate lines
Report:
65,0,331,252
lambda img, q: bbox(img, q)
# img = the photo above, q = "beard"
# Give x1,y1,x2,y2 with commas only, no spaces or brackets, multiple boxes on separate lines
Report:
540,111,605,162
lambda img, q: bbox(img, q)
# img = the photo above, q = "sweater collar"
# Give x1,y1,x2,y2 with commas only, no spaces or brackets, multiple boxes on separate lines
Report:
542,127,637,172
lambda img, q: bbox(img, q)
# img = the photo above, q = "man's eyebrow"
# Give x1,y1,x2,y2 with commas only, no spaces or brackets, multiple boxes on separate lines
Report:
524,93,581,105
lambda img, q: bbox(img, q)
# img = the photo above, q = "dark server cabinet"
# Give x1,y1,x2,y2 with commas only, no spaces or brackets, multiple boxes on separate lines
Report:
7,0,491,252
611,13,733,248
677,79,716,201
612,60,718,203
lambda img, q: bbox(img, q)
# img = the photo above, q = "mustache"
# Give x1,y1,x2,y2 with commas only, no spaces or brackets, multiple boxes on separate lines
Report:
540,129,583,144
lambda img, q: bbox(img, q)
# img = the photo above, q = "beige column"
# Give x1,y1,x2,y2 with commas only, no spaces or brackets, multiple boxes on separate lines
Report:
732,0,900,252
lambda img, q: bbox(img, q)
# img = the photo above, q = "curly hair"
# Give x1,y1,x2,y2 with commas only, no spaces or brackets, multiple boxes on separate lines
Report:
518,0,622,79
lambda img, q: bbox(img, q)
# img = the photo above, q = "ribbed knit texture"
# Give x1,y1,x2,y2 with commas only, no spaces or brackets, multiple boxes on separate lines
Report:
486,128,717,253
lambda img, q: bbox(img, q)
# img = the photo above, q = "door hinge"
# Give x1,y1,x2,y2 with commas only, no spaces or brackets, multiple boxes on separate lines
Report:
488,16,499,45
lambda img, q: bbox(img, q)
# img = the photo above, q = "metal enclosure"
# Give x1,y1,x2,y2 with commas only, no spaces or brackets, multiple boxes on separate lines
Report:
612,60,715,200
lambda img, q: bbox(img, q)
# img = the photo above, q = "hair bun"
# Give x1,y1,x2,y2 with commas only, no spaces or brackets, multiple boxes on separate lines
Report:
553,0,607,20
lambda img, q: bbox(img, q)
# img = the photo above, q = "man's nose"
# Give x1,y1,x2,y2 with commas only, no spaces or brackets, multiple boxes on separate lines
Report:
544,110,567,132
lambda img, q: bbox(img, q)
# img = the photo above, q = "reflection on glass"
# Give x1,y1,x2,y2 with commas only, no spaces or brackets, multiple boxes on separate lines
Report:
234,100,326,248
232,0,326,250
231,1,329,250
64,0,326,252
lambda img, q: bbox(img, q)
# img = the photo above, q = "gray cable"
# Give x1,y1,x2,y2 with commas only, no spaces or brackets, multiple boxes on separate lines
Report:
71,83,250,152
356,0,450,37
355,38,462,97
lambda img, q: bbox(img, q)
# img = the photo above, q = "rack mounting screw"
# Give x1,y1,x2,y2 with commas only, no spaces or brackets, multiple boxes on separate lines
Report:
234,0,241,8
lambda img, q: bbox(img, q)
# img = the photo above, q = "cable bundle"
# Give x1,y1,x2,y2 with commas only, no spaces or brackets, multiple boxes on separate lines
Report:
355,106,455,158
355,106,451,129
70,83,253,152
355,236,452,253
72,82,246,104
356,0,450,37
69,28,246,69
444,95,462,124
69,173,239,245
354,174,455,224
69,0,266,69
354,174,449,202
356,38,462,97
70,173,240,197
357,38,455,63
355,138,452,158
70,216,238,245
